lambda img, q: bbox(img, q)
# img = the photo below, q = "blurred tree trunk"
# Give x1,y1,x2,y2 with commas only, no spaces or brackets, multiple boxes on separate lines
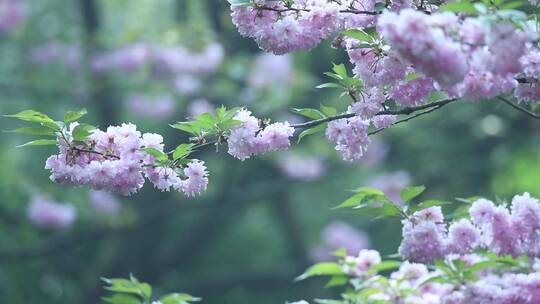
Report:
79,0,118,126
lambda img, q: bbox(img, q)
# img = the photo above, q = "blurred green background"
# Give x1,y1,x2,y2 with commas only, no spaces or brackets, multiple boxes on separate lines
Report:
1,0,540,303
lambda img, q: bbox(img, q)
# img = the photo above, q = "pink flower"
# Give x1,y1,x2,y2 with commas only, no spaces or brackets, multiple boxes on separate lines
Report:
27,195,77,229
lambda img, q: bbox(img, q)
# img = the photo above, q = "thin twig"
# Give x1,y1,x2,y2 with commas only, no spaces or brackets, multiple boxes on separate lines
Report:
257,6,379,15
499,97,540,120
368,103,447,135
290,98,458,129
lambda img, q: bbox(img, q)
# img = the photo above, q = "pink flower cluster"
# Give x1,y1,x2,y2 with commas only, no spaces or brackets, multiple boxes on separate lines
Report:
334,247,540,303
88,190,121,216
248,53,293,89
227,109,295,160
399,193,540,264
378,10,469,86
91,42,224,77
515,48,540,103
28,42,82,68
310,221,370,262
326,116,370,161
91,43,150,74
231,0,342,54
125,93,176,120
368,170,411,204
26,195,77,229
0,0,25,35
339,249,457,302
277,154,325,181
45,123,208,196
353,9,536,104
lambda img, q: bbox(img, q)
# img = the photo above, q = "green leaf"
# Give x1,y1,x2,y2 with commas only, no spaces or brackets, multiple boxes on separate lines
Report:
440,0,478,13
325,275,348,288
16,139,57,147
297,124,325,143
341,29,375,42
296,262,345,281
160,293,201,304
410,199,451,213
332,247,347,258
216,119,242,132
143,147,168,162
367,260,401,275
405,72,422,81
292,108,325,120
102,294,141,304
400,185,426,203
314,299,346,304
173,144,194,160
419,275,452,286
194,112,216,130
367,201,403,220
374,2,386,11
5,110,60,130
227,0,251,6
72,124,95,142
103,277,152,300
6,127,55,136
332,63,348,79
316,82,342,89
334,187,385,209
323,72,344,81
466,261,498,274
170,122,202,135
64,108,87,123
320,104,337,117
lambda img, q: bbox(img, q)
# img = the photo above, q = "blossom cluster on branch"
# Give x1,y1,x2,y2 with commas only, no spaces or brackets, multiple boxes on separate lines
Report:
296,189,540,304
228,0,540,163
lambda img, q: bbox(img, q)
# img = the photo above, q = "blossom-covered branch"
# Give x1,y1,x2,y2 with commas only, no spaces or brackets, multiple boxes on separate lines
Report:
290,98,458,129
295,188,540,303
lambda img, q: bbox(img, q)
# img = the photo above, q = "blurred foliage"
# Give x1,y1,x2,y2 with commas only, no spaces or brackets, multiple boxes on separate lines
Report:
0,0,539,303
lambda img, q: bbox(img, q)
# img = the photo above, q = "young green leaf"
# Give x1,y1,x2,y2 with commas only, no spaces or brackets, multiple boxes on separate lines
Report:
297,124,325,143
103,277,152,300
332,63,348,79
16,139,57,147
325,275,348,288
5,110,60,131
400,185,426,203
6,127,56,136
143,148,168,162
72,124,95,142
320,104,337,117
64,108,88,123
227,0,251,6
296,262,345,281
160,293,201,304
341,29,375,43
292,108,326,120
102,294,141,304
170,122,202,135
409,199,451,213
440,0,478,13
173,144,194,160
316,82,343,89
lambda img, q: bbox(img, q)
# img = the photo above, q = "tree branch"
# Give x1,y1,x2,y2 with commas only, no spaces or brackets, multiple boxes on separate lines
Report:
499,97,540,120
258,6,380,15
290,98,458,129
368,102,448,135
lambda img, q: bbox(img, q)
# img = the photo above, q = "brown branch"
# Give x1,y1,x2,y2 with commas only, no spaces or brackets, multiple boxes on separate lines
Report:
368,102,448,135
499,97,540,120
72,146,120,159
257,6,379,15
290,98,458,129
